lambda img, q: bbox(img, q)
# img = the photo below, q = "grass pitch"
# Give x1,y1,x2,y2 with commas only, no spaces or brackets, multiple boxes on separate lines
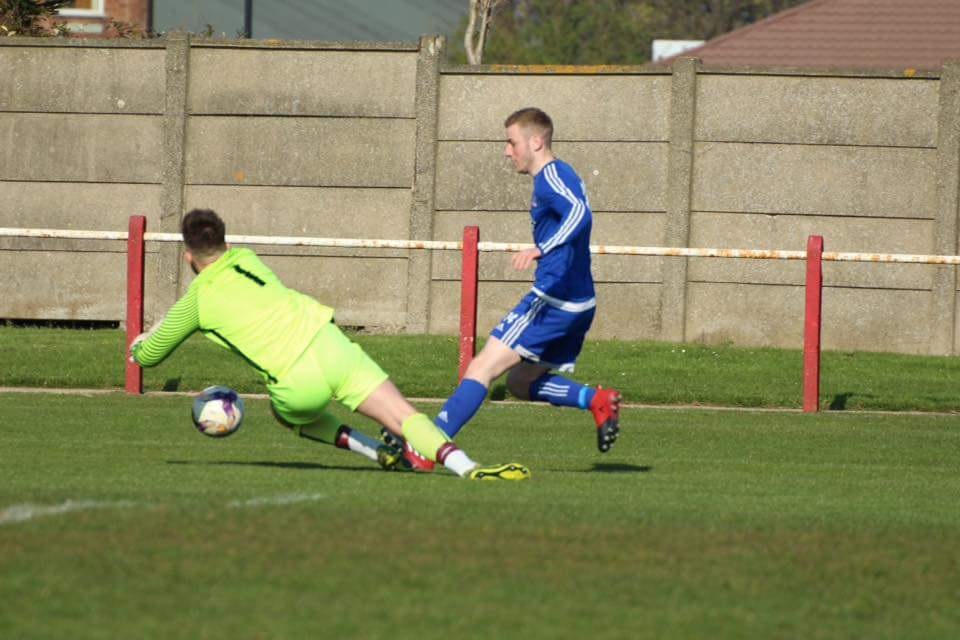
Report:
2,392,959,639
6,326,960,411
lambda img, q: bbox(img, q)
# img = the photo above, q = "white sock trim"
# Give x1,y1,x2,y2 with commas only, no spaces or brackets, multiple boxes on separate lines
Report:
443,449,477,477
346,430,381,462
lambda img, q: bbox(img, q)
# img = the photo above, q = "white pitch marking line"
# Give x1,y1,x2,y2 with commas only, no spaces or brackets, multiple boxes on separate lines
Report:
228,493,325,508
0,499,138,526
0,494,329,524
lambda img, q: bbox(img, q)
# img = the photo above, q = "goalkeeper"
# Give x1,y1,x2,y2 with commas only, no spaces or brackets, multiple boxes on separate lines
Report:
130,208,529,481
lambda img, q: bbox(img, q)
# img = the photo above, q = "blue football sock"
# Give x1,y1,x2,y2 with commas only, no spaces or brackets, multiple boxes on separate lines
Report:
529,374,596,409
436,378,488,438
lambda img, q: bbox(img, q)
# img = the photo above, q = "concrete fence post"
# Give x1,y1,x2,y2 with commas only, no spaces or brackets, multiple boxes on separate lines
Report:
158,32,191,317
931,62,960,355
406,35,445,333
660,57,699,343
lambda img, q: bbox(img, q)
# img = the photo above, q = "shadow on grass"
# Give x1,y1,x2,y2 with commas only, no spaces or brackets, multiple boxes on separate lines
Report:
490,384,508,401
593,462,652,473
829,392,853,410
559,463,652,473
166,459,380,473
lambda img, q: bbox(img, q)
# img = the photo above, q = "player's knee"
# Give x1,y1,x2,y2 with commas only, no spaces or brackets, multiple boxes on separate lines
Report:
466,341,520,385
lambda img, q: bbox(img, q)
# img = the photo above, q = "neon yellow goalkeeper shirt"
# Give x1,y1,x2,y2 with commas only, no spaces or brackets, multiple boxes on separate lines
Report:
131,247,334,383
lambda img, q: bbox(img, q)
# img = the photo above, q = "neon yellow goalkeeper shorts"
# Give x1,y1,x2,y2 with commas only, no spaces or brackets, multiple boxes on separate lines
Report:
268,322,389,425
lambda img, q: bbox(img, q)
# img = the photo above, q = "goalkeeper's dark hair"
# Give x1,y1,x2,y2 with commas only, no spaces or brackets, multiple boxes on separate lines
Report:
182,208,227,259
504,107,553,148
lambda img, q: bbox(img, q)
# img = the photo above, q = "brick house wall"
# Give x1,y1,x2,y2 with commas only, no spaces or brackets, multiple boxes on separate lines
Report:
60,0,150,36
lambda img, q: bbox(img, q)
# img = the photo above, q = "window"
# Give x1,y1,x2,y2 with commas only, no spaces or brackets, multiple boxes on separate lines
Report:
58,0,106,17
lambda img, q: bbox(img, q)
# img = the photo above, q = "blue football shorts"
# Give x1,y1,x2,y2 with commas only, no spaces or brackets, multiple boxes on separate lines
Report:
490,291,595,372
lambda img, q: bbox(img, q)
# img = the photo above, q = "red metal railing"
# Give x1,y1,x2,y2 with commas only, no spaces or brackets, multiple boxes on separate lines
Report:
4,219,948,413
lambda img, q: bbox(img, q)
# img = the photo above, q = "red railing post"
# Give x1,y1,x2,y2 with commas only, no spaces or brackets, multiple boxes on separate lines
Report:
126,215,146,395
458,226,480,381
803,235,824,413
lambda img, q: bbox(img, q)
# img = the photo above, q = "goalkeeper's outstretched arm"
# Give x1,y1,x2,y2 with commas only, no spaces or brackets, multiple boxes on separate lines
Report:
130,288,200,367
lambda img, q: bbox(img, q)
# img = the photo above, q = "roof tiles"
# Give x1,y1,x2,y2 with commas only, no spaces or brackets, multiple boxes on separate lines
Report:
661,0,960,71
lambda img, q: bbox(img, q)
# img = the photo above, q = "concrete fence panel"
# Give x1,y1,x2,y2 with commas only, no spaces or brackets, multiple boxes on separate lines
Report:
691,142,936,218
188,48,417,117
686,283,935,354
0,41,167,324
176,43,422,330
819,288,933,354
183,185,411,238
184,116,415,187
438,74,672,141
0,248,162,321
1,37,958,355
696,75,939,147
688,212,935,289
0,45,165,113
0,113,163,183
0,182,162,232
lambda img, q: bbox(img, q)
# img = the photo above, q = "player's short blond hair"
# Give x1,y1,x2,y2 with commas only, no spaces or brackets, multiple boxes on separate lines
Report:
504,107,553,148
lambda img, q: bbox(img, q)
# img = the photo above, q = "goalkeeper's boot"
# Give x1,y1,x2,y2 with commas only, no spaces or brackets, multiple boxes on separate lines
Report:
380,428,435,473
380,427,404,450
376,444,405,471
402,441,436,473
590,386,622,453
468,463,531,481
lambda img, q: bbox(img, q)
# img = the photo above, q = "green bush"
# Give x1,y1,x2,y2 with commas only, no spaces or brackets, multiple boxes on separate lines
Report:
0,0,72,37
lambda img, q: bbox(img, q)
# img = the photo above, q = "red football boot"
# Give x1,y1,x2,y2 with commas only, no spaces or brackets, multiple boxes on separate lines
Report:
589,386,622,453
380,427,435,472
402,440,436,473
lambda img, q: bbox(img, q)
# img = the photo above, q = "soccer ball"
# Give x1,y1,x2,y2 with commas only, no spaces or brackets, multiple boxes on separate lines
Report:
191,386,244,438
